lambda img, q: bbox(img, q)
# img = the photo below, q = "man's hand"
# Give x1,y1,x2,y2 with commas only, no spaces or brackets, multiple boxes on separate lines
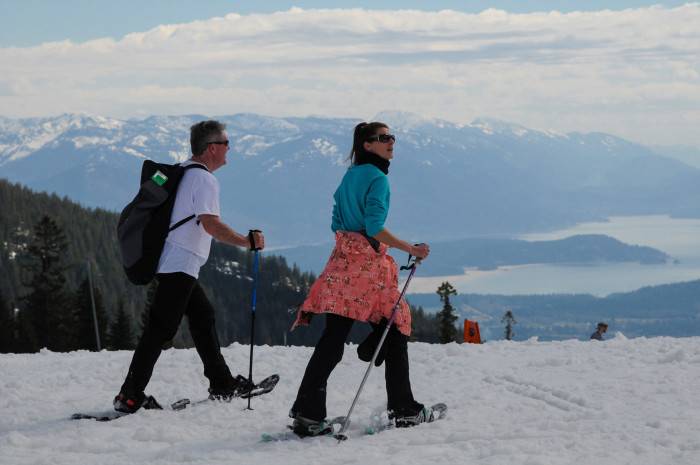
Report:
248,230,265,251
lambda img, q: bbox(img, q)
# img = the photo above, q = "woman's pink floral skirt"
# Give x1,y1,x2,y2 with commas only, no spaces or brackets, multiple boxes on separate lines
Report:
292,231,411,336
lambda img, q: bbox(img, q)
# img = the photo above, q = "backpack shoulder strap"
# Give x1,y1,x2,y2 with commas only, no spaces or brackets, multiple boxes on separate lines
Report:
183,162,209,172
168,214,196,232
167,163,210,232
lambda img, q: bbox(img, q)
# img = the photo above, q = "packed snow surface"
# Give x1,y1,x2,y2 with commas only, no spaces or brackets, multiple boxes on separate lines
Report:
2,335,700,465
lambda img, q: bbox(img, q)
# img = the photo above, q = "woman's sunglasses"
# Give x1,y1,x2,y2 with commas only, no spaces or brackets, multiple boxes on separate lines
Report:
366,134,396,143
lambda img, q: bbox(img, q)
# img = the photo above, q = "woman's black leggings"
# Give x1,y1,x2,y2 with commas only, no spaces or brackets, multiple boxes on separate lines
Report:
292,313,419,421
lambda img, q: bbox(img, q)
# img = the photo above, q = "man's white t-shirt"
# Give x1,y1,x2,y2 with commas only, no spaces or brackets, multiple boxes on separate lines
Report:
157,160,220,278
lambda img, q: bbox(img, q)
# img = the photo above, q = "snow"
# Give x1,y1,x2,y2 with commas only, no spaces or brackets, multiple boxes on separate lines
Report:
72,136,115,149
311,138,338,157
92,116,124,131
2,336,700,465
122,147,146,159
472,118,534,138
0,114,125,164
267,160,283,171
130,135,149,147
372,111,430,130
168,149,190,162
235,135,273,157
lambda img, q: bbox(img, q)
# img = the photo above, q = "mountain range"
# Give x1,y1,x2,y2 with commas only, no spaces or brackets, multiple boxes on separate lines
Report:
407,279,700,341
2,112,700,247
275,233,670,276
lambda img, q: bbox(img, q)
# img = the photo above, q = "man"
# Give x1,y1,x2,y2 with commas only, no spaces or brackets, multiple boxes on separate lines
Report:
114,120,265,413
590,322,608,341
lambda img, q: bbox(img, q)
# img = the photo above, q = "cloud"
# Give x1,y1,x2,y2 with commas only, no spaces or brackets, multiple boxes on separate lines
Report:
1,5,699,146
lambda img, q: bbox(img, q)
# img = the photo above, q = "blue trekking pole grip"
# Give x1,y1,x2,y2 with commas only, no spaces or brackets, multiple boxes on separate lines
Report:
246,230,262,410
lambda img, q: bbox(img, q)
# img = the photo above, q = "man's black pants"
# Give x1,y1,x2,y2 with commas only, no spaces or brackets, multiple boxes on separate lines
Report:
292,313,420,421
120,272,232,395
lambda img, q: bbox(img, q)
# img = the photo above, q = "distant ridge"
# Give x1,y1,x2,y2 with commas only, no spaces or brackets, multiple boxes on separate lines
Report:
275,234,670,276
2,112,700,247
407,279,700,341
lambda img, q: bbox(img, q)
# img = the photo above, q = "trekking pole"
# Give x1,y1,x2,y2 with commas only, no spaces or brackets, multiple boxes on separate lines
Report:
86,260,101,351
336,250,422,441
245,230,262,411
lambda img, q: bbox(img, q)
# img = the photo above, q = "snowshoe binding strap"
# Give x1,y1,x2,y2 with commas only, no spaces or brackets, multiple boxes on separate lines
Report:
292,416,334,437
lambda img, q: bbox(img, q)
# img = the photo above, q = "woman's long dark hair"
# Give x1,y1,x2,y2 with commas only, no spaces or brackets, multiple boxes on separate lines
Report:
349,121,389,165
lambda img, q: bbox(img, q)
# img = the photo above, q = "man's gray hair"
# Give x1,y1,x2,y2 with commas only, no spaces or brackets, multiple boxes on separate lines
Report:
190,120,227,156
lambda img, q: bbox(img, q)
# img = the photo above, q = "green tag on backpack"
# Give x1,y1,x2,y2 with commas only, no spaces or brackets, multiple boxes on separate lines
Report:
151,170,168,186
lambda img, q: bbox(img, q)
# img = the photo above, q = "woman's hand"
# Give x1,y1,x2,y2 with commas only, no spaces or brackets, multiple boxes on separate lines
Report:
374,228,429,260
409,243,430,260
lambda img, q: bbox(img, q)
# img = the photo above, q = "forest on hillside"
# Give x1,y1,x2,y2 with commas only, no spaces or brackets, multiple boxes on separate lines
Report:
0,179,448,353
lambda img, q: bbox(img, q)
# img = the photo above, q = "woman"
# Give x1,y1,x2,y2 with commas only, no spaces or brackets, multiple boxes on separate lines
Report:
289,121,432,437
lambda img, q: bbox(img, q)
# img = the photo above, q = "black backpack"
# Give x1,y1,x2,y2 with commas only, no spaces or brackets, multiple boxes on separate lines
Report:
117,160,207,285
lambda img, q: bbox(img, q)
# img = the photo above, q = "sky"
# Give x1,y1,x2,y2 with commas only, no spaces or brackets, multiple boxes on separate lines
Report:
1,1,698,147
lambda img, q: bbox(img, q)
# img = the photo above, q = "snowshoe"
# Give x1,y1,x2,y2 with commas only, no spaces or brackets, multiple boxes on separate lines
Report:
389,402,447,428
208,374,256,401
261,415,347,442
291,415,336,437
113,391,162,414
171,374,280,411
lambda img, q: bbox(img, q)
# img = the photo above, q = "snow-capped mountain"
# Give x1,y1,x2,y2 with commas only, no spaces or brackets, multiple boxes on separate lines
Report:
2,112,699,246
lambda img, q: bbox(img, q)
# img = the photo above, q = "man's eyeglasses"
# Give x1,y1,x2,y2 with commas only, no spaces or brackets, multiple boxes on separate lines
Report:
207,140,229,147
366,134,396,143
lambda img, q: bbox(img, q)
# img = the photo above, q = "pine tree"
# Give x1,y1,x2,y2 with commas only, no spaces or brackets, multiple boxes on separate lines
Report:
74,277,108,350
410,304,439,343
0,291,16,353
0,179,339,349
20,215,75,352
502,310,517,341
436,281,458,343
108,302,134,350
13,307,38,353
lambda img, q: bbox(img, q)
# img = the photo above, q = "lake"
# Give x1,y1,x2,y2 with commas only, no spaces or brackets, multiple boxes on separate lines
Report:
408,215,700,296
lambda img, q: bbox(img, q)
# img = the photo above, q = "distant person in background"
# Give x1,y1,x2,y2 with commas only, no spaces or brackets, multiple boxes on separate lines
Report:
590,322,608,341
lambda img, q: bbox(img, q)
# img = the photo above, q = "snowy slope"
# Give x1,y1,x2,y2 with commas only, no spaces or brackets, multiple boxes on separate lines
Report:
1,336,700,465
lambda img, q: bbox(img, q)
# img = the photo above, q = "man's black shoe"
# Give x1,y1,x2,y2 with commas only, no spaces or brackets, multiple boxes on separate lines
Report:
209,374,255,400
113,392,162,413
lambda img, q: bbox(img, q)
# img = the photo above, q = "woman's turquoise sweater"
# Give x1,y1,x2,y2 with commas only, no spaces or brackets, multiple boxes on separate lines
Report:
331,164,390,237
